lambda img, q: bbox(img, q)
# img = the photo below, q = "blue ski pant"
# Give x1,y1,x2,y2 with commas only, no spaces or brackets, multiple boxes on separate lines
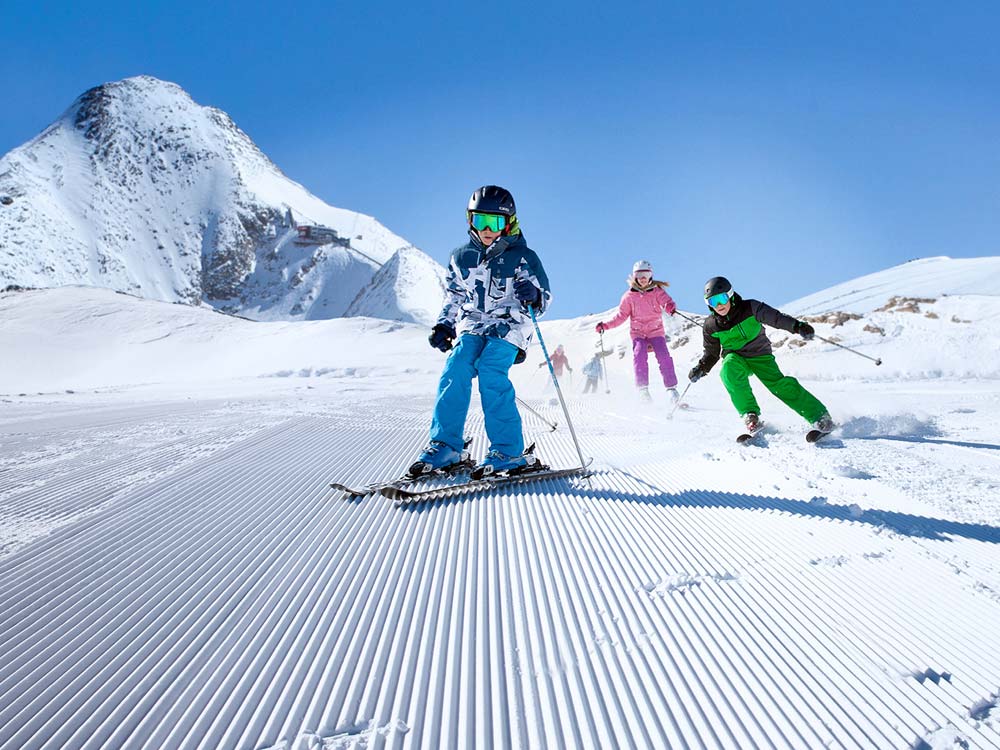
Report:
429,334,524,457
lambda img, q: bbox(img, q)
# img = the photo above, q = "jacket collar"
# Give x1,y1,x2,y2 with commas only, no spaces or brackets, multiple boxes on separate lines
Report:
468,229,525,264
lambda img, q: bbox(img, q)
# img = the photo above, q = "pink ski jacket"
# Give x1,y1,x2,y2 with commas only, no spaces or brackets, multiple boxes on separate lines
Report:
602,281,677,339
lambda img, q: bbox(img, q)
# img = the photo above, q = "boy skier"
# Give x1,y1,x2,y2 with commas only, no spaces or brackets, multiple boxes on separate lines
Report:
410,185,552,478
688,276,834,437
594,260,680,402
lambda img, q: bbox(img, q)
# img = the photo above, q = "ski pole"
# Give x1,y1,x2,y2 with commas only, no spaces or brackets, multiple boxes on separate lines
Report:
598,330,611,393
667,381,693,420
516,395,558,432
676,308,882,365
531,306,589,470
674,310,704,328
814,334,883,366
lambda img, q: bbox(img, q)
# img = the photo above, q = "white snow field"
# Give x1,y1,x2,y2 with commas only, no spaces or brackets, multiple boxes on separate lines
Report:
2,260,1000,750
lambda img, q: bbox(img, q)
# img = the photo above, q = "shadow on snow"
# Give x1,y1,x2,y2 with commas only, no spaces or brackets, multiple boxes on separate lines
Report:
395,469,1000,545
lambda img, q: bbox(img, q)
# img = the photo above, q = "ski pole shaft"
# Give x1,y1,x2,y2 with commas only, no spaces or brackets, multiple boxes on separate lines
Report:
531,306,588,469
674,310,704,327
667,381,692,419
814,334,883,365
516,395,558,432
598,330,611,393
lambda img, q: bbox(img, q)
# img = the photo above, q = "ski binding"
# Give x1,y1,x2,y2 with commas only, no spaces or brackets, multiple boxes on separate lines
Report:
386,460,594,505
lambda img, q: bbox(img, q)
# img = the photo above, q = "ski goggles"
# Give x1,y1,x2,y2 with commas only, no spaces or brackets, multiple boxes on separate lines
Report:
706,291,734,307
469,212,508,232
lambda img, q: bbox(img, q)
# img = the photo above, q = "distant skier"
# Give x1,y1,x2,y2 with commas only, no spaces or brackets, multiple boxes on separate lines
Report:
540,344,572,378
410,185,552,478
582,353,603,394
688,276,834,436
594,260,680,402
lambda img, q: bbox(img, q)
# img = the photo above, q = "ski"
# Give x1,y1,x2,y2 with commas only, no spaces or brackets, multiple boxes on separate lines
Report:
806,429,832,443
736,421,765,444
385,461,594,505
330,459,474,497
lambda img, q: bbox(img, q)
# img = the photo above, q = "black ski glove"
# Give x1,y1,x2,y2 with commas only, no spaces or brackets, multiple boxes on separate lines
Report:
428,323,456,352
794,321,815,340
688,365,706,383
513,277,542,309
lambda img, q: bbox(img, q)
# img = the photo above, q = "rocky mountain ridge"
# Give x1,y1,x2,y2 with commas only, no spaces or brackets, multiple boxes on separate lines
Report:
0,76,445,324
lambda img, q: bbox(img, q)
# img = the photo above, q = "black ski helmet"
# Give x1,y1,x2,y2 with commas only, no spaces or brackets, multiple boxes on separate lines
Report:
704,276,734,306
468,185,516,217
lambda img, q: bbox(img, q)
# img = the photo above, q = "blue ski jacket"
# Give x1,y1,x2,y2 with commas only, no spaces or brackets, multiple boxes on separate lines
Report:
436,229,551,353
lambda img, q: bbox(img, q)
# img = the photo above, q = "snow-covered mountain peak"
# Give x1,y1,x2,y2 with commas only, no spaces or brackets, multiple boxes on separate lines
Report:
345,245,447,326
0,75,443,321
65,76,281,191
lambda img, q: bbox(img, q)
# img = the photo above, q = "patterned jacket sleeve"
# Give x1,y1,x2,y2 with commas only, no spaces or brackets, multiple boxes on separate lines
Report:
749,300,798,334
435,250,471,329
517,247,552,316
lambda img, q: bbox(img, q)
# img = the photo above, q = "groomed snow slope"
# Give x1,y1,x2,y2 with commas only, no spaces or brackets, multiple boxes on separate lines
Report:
1,274,999,750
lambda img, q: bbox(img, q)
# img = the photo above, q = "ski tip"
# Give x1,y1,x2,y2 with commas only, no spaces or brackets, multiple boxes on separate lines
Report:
805,429,832,443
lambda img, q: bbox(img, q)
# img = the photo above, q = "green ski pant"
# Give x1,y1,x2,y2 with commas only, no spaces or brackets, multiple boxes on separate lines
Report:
719,353,828,423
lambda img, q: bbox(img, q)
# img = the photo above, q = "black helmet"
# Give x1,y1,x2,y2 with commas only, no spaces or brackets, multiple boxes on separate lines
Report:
704,276,733,298
468,185,516,217
704,276,734,308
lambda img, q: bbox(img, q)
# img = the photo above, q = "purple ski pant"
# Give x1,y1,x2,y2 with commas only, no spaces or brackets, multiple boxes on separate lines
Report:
632,336,678,389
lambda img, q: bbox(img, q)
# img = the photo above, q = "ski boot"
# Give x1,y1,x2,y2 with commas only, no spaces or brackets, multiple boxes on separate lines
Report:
471,448,540,480
668,388,679,404
638,387,652,402
807,413,836,443
813,414,835,433
737,412,763,444
408,440,470,478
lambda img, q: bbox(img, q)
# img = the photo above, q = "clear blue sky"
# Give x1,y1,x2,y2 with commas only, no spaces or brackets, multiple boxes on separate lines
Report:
3,0,999,317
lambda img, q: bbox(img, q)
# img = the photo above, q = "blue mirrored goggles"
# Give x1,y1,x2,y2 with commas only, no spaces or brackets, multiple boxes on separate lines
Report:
706,291,733,308
470,212,508,232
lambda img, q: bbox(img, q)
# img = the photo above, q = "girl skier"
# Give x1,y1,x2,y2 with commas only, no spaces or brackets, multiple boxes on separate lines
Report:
595,260,680,402
688,276,834,437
